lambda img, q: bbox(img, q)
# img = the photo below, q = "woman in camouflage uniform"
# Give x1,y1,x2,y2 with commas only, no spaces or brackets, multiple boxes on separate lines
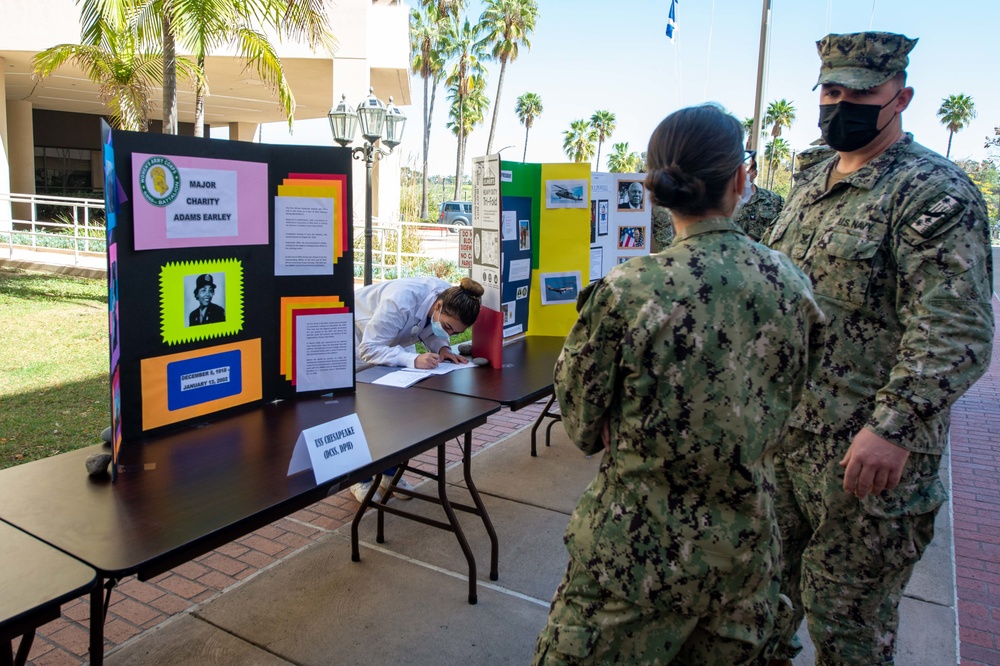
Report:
534,105,826,665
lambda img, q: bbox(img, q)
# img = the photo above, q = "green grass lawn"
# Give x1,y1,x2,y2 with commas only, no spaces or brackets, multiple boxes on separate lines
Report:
0,267,110,469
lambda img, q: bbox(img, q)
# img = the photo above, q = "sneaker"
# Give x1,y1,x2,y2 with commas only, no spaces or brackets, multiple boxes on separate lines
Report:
380,475,415,500
350,480,381,504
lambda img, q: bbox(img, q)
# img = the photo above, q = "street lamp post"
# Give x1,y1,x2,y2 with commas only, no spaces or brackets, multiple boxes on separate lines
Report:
328,88,406,286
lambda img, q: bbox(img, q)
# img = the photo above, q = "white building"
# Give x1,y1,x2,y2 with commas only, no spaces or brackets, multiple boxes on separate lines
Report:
0,0,411,230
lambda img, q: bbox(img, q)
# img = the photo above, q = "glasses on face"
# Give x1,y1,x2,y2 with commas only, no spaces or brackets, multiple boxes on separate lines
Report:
743,150,757,164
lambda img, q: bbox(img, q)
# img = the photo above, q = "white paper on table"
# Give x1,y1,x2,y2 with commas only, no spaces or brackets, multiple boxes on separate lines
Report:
420,361,478,375
508,258,531,282
371,370,431,388
274,196,334,276
294,312,352,392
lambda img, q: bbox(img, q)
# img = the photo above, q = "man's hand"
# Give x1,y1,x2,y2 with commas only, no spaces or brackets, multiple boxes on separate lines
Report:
415,353,440,369
438,347,468,364
839,428,910,497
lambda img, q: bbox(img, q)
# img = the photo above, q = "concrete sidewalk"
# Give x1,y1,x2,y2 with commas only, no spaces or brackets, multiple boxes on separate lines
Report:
96,424,957,666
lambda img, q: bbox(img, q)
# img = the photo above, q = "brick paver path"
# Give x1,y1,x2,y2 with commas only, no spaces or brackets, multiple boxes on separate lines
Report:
953,296,1000,666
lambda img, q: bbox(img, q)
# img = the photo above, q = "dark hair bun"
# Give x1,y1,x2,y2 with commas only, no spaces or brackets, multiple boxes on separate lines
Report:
645,166,707,210
459,277,485,298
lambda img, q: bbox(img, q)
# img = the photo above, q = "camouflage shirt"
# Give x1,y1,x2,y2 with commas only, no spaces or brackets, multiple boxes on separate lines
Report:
555,217,825,614
766,134,994,454
735,186,785,241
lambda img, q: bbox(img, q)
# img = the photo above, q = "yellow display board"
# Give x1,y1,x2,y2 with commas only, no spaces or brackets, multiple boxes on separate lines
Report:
527,163,591,337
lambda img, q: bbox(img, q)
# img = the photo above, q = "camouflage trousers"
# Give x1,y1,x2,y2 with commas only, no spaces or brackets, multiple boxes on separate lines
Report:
533,557,792,665
772,428,945,665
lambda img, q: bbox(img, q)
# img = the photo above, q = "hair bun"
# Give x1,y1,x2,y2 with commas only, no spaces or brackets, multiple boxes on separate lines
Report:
646,166,706,210
459,277,485,298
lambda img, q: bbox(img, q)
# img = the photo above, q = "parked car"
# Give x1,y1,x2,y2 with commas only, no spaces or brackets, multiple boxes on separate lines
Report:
439,201,472,232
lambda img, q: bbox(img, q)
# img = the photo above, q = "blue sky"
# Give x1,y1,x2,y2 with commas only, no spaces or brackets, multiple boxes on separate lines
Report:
261,0,998,175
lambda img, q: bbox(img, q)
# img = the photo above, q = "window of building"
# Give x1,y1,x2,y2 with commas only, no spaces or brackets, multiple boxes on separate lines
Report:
35,147,95,196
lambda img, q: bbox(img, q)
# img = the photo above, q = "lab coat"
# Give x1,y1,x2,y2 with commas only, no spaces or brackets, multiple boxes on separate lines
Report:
354,277,452,368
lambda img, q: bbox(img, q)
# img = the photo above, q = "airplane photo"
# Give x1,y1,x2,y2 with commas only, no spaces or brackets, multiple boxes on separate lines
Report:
546,285,574,293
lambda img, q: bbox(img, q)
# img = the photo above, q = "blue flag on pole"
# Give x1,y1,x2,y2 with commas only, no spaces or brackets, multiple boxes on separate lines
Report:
666,0,678,42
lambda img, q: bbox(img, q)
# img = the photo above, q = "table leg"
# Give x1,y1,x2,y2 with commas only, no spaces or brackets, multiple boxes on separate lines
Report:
530,394,558,456
436,442,478,604
89,578,110,666
351,477,382,562
461,430,499,581
11,628,32,666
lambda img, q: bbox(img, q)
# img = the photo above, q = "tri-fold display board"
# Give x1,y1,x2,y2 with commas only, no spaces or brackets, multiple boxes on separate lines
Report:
103,124,355,477
470,157,592,367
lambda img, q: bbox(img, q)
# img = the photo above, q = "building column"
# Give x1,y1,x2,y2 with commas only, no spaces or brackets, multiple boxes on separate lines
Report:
0,58,11,231
228,122,258,142
6,99,34,221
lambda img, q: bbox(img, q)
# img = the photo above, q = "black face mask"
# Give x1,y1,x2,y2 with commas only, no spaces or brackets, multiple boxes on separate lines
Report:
818,89,901,152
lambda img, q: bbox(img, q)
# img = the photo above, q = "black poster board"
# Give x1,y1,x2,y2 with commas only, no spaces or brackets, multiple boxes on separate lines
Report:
106,127,355,464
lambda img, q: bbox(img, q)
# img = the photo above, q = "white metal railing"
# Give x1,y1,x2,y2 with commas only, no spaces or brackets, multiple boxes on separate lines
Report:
352,219,467,282
0,192,106,265
0,193,469,279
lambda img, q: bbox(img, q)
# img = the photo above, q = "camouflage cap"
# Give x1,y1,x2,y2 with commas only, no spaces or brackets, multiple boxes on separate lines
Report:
814,32,917,90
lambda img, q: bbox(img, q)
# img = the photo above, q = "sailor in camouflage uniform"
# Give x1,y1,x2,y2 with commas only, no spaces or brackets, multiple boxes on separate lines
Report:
765,32,994,665
534,105,825,665
734,153,785,241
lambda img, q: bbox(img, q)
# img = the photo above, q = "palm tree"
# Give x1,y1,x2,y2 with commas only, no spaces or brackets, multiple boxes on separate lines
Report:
441,14,488,198
33,21,200,131
607,142,642,173
81,0,334,135
446,75,489,174
764,137,791,186
480,0,537,155
763,99,796,188
515,92,542,162
937,94,977,159
562,119,597,164
411,4,446,219
590,110,616,171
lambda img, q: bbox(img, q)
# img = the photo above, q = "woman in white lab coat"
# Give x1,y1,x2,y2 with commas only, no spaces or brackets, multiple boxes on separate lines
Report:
351,276,484,503
354,276,484,369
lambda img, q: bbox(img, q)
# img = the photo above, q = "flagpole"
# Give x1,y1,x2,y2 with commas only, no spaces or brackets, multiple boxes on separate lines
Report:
750,0,772,153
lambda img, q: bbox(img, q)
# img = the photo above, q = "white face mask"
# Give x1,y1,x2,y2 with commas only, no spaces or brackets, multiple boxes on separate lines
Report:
733,172,753,217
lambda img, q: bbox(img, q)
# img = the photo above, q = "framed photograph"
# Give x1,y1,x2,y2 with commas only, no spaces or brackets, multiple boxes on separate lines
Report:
618,225,647,250
159,259,245,345
518,219,531,251
617,256,631,265
617,180,645,212
540,271,582,305
544,179,588,209
598,200,609,236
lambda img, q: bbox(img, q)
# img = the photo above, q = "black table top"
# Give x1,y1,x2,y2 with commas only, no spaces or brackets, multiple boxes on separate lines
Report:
416,335,566,411
0,521,96,640
0,384,498,578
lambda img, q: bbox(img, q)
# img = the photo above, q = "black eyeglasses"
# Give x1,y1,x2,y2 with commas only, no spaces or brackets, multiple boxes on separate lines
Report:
743,150,757,164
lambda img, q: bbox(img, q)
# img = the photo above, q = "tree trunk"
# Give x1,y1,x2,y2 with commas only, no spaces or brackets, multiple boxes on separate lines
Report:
523,124,529,162
486,59,507,155
420,75,430,220
162,7,178,135
946,130,954,159
194,55,205,138
454,90,464,200
595,139,603,172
